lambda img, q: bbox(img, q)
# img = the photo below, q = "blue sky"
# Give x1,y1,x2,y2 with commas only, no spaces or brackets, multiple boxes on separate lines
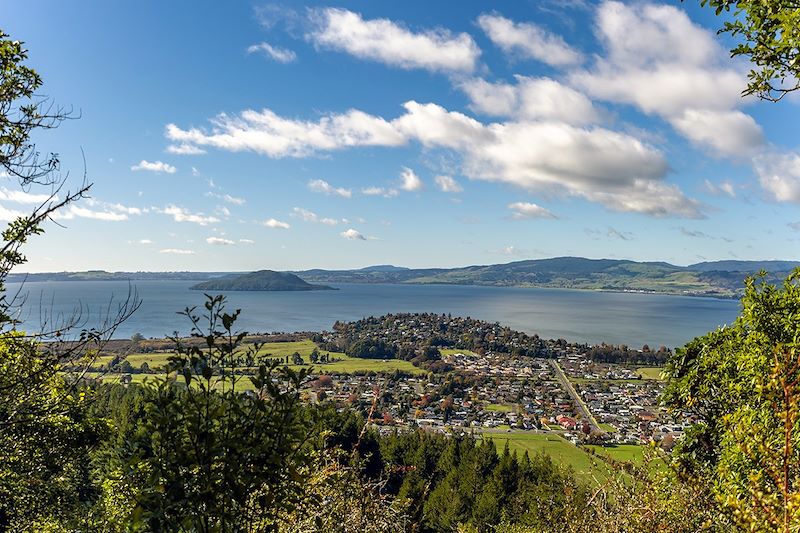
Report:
2,1,799,272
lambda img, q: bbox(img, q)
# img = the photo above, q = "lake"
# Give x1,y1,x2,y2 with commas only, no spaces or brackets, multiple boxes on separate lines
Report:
4,280,741,348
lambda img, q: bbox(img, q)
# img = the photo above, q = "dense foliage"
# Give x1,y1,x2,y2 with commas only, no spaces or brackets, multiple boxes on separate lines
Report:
663,271,800,531
698,0,800,101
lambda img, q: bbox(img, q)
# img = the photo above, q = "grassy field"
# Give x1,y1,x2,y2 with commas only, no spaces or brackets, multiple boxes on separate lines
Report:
585,444,646,465
90,339,423,375
636,367,665,380
79,371,270,392
480,431,610,481
484,403,513,413
439,348,479,357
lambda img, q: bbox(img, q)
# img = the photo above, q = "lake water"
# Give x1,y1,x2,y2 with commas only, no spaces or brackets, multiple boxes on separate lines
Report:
4,280,741,348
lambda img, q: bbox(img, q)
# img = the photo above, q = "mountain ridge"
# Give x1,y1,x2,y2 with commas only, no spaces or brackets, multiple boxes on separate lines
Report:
7,258,800,298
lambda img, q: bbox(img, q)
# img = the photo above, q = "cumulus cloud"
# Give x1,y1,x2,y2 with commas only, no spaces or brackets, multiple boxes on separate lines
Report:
165,109,404,159
753,151,800,203
0,188,52,204
460,76,599,125
55,206,129,222
340,228,366,240
263,218,291,229
508,202,557,220
703,179,736,198
0,205,28,221
399,167,423,191
168,98,701,217
206,236,235,245
477,13,582,66
361,186,398,198
570,1,761,160
51,199,146,222
166,144,206,155
161,205,220,226
159,248,195,255
670,109,763,158
131,160,177,173
292,207,339,225
308,179,352,198
246,42,297,63
308,7,480,72
434,175,462,193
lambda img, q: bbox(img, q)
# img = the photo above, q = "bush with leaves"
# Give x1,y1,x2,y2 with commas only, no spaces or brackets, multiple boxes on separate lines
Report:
663,271,800,531
96,295,315,532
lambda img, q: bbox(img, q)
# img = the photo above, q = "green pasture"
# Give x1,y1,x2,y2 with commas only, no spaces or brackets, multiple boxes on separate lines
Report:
87,339,423,375
484,403,513,413
585,444,645,465
480,431,610,482
636,367,665,380
439,348,479,357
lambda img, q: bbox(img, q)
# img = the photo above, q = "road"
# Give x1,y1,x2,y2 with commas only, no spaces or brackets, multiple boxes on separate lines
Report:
549,359,603,433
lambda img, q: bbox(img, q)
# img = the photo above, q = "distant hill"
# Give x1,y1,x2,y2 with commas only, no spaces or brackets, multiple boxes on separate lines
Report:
298,256,800,298
359,265,410,272
688,260,800,272
6,271,229,283
190,270,336,292
9,257,800,298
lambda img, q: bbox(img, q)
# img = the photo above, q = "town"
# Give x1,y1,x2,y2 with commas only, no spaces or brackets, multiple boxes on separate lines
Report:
84,312,687,469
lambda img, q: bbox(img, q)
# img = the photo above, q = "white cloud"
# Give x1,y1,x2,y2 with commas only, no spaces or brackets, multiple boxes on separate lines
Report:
393,101,490,150
361,186,398,198
703,179,736,198
54,205,128,222
753,151,800,203
162,205,220,226
477,13,582,67
292,207,339,225
131,160,177,173
460,76,599,125
308,7,480,72
239,238,255,244
137,239,153,244
0,188,52,204
165,109,404,159
166,144,206,155
205,191,246,205
508,202,557,219
167,98,701,217
246,42,297,63
669,109,763,157
263,218,291,229
399,167,423,192
434,175,462,193
496,245,529,256
159,248,195,255
340,228,366,240
467,121,702,217
569,1,760,159
307,179,352,198
206,236,235,245
0,205,27,221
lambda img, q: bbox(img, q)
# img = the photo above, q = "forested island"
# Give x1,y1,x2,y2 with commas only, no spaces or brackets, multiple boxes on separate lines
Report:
190,270,336,292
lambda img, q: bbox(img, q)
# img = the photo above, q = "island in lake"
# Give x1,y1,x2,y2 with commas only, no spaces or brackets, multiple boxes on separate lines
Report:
190,270,336,292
